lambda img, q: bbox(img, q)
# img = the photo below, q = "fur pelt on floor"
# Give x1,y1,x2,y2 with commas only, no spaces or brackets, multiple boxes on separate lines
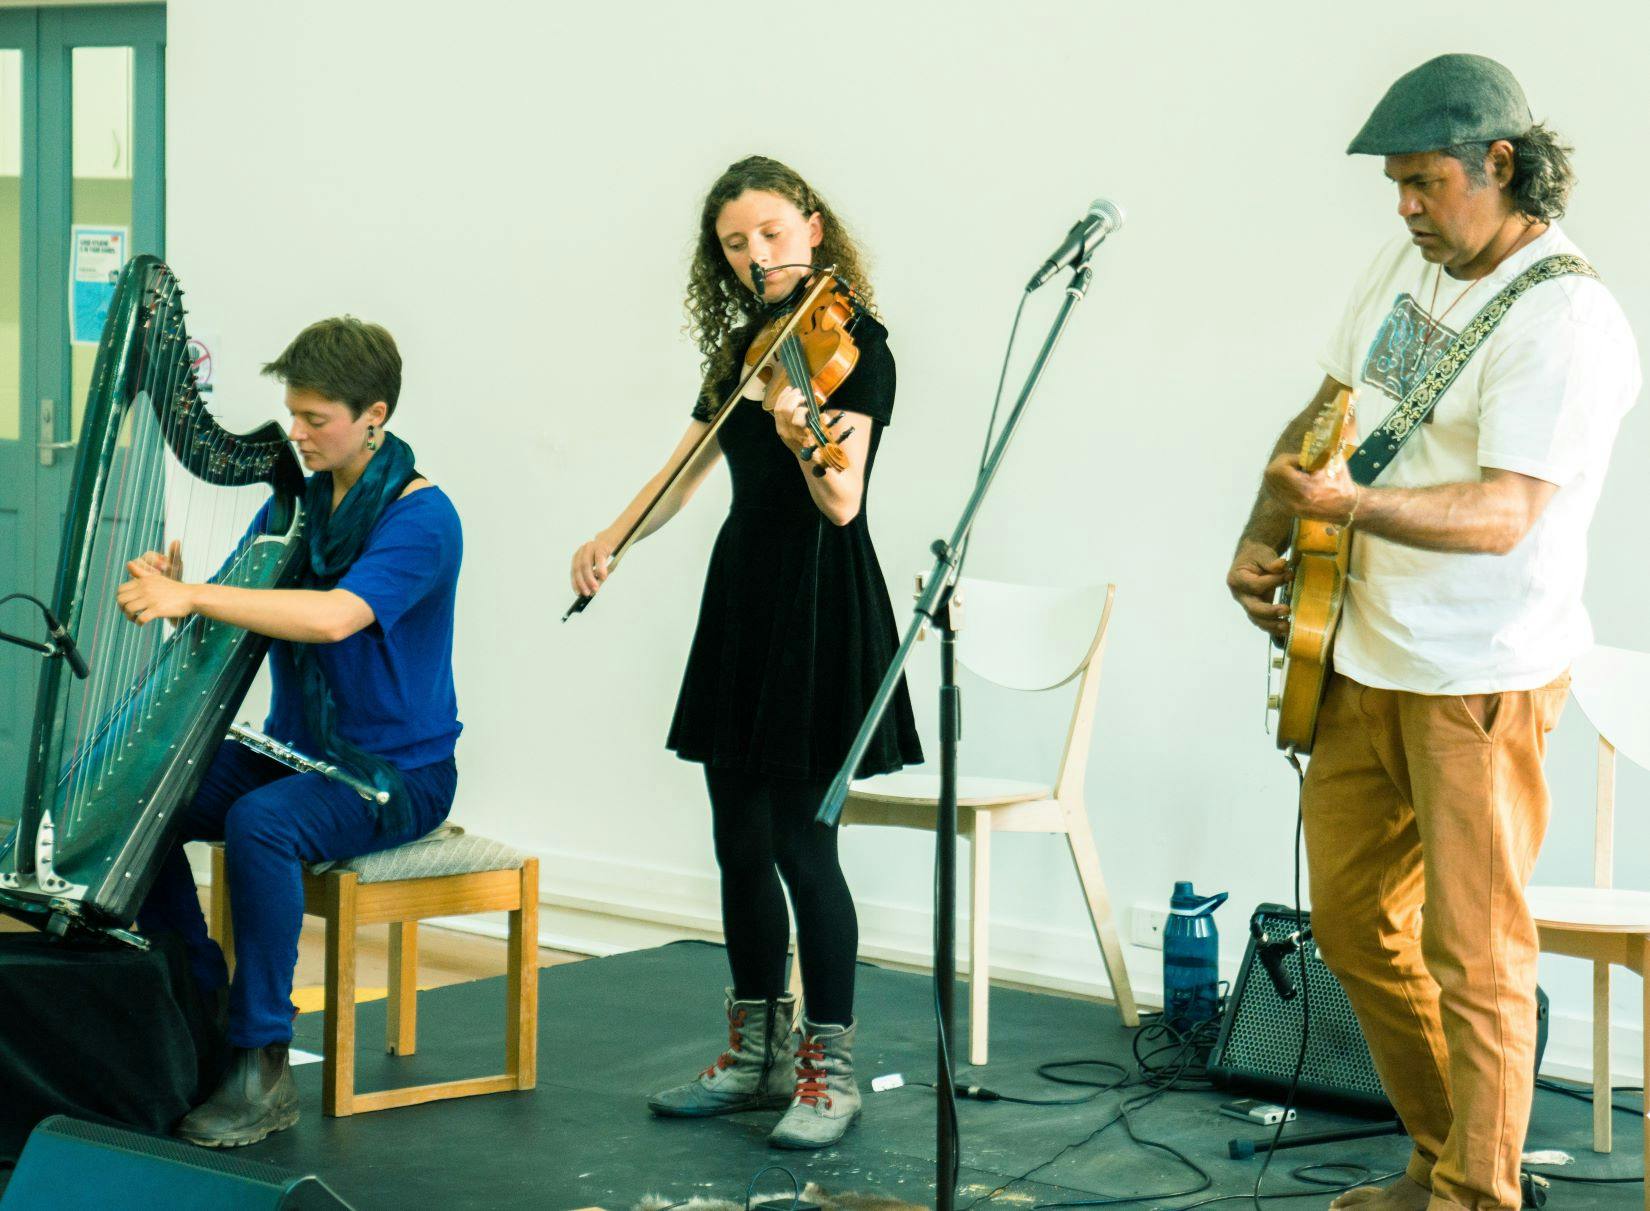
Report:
634,1183,928,1211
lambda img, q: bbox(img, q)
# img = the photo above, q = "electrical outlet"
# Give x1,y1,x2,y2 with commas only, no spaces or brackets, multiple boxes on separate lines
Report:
1131,904,1169,949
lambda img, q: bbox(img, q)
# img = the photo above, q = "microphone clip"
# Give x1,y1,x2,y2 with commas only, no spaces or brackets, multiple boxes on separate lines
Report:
1250,916,1313,1002
0,593,90,680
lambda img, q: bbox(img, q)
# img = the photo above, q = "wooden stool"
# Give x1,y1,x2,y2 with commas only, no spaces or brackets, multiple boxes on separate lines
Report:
208,827,538,1117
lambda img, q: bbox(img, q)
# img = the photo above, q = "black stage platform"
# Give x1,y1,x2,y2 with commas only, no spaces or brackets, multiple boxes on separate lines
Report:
2,940,1641,1209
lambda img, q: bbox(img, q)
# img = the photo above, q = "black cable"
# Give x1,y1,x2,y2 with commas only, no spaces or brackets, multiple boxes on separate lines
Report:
977,291,1032,472
937,752,1324,1211
1249,752,1313,1211
1172,1169,1404,1211
0,592,67,661
1534,1075,1644,1118
743,1164,802,1211
953,288,1031,583
946,1003,1379,1211
933,818,961,1204
1530,1172,1642,1186
961,1026,1221,1209
1130,1015,1224,1090
1029,1082,1216,1208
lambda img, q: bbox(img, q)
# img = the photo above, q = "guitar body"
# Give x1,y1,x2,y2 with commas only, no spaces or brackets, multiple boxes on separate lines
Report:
1268,387,1357,755
1274,516,1352,753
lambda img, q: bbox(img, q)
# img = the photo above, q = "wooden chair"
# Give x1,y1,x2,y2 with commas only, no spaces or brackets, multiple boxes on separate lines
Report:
793,577,1138,1065
209,827,538,1117
1527,643,1650,1201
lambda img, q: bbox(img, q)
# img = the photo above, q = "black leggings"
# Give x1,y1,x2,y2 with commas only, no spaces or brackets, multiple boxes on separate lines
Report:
706,766,858,1027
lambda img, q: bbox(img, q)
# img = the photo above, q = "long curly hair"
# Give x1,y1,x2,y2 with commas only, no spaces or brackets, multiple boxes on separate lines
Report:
684,156,875,407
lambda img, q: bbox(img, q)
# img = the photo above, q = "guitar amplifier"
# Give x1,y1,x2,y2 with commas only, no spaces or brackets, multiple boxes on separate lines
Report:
0,1116,354,1210
1208,903,1392,1116
1209,904,1550,1118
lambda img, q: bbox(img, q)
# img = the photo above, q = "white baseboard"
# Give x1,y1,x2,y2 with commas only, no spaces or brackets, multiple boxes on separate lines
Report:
191,841,1646,1084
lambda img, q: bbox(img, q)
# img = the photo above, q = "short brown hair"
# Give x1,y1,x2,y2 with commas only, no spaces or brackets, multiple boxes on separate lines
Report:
262,316,402,419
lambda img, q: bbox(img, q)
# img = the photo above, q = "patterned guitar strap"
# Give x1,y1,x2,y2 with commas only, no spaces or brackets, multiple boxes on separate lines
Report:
1345,254,1598,487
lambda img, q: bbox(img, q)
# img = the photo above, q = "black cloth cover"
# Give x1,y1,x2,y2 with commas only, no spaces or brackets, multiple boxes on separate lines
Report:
671,312,924,780
0,929,226,1162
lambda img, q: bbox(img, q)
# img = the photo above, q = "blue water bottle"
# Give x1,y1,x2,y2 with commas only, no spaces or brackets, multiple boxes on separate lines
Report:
1163,881,1228,1032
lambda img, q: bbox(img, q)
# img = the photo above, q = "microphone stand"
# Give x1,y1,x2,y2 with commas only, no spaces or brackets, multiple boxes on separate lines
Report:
817,252,1102,1211
0,592,87,678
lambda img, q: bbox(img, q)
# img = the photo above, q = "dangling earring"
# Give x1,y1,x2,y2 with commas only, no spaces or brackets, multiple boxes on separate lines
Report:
365,424,378,453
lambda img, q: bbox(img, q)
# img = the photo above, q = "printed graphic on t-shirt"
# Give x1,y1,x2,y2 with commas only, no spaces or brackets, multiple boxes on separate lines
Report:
1361,293,1458,406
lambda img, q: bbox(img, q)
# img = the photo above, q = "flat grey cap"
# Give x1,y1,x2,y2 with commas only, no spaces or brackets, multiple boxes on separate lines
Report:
1348,53,1532,156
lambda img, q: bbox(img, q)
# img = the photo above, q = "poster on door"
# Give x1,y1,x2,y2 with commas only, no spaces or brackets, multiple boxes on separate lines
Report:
185,332,217,396
70,225,129,345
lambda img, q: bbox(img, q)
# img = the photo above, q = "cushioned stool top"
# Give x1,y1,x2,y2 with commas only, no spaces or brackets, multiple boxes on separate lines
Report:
309,824,526,884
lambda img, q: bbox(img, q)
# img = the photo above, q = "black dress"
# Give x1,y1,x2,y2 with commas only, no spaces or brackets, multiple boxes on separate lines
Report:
666,310,924,781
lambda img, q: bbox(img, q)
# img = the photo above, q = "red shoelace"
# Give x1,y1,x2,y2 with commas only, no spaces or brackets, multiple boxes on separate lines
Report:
702,1007,749,1080
793,1035,830,1107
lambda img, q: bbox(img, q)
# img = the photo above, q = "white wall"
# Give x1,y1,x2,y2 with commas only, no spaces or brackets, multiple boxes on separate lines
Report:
166,0,1650,1079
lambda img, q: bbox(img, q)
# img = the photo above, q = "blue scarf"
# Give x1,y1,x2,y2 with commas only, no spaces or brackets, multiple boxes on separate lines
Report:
281,430,419,833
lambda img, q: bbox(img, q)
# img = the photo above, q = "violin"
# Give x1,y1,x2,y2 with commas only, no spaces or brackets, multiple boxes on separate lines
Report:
743,271,862,477
564,268,864,621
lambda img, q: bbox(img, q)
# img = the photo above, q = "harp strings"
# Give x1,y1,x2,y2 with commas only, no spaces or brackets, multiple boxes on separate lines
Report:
54,272,271,831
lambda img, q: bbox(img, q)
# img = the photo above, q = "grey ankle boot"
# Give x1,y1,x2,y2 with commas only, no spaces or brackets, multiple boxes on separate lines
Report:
648,990,797,1117
768,1017,861,1149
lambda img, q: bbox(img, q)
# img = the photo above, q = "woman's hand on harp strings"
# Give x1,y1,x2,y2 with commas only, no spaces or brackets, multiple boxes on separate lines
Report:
136,539,183,580
570,535,616,598
118,552,196,625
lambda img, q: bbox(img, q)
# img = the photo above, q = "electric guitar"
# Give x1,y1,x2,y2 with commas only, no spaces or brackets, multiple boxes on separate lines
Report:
1268,386,1357,755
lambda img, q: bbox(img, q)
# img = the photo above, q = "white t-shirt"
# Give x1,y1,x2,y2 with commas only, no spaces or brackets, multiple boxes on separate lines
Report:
1318,224,1640,695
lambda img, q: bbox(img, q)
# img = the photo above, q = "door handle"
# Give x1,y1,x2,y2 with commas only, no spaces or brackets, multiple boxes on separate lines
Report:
37,399,74,467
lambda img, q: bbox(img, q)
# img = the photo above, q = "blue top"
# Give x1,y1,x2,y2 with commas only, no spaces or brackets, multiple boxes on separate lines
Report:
254,483,463,770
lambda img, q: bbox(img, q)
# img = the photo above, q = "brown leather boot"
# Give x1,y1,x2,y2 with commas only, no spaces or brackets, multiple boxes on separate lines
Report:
175,1042,298,1148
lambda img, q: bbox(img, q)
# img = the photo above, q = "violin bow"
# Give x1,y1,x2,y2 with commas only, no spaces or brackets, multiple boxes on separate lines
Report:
563,269,838,621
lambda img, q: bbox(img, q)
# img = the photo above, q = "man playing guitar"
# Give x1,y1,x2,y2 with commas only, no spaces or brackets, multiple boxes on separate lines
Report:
1226,54,1639,1211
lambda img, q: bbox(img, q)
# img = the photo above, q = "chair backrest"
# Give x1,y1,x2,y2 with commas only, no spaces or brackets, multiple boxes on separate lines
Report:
1569,643,1650,888
951,577,1117,800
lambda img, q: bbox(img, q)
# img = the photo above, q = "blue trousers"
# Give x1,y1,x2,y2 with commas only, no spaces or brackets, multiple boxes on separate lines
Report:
139,741,456,1048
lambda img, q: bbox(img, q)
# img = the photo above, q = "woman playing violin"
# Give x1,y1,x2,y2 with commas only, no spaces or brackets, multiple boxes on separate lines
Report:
570,155,921,1150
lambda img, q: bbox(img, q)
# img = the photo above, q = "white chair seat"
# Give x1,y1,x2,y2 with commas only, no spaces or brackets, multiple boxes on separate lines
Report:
783,577,1139,1067
1529,886,1650,932
850,771,1051,808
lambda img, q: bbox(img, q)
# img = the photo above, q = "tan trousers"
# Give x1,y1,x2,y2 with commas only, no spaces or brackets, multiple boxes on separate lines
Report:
1302,671,1569,1211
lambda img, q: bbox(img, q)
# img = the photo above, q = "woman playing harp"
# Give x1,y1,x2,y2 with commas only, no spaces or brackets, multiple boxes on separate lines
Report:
570,155,922,1150
123,317,463,1149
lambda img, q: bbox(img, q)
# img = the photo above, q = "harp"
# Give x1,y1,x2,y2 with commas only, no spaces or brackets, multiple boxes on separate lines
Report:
0,255,306,940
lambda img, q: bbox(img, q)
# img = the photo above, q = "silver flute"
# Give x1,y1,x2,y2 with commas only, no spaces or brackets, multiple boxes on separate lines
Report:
227,723,391,805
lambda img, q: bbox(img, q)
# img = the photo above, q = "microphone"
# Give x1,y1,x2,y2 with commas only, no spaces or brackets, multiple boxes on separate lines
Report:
1026,198,1126,291
750,261,766,299
41,605,89,680
1257,939,1298,1002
